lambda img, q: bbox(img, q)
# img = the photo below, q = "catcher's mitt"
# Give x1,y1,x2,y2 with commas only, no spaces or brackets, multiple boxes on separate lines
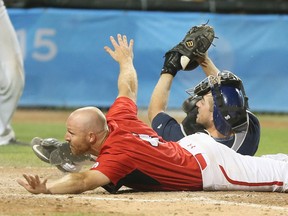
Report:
31,137,93,172
161,23,215,76
172,23,215,59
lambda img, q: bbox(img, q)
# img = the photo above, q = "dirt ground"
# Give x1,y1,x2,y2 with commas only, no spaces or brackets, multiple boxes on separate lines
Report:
0,109,287,216
1,166,287,216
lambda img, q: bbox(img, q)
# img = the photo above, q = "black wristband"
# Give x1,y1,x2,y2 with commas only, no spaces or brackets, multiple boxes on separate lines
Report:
161,51,182,77
160,67,177,77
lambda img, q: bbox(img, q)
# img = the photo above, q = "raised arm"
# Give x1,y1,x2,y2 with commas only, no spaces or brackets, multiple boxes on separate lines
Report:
148,52,220,123
148,24,216,123
148,73,174,122
104,34,138,103
17,170,110,194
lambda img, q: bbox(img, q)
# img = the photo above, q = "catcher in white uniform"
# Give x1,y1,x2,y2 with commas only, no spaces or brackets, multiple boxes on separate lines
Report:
0,0,25,145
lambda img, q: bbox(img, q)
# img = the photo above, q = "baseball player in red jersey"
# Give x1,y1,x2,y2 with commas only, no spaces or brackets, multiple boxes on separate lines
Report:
93,96,202,191
18,34,288,194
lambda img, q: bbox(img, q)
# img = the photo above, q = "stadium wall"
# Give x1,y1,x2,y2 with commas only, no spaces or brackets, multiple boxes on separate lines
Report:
8,8,288,112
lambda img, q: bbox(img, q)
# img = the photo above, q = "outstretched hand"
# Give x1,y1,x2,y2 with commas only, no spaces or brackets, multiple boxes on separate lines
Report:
17,174,49,194
104,34,134,64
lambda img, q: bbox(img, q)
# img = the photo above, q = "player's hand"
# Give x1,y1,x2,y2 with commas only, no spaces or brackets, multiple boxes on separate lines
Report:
197,51,209,66
104,34,134,65
17,174,49,194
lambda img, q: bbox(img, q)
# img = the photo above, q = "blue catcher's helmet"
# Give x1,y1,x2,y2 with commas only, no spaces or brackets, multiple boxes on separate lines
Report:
186,71,249,136
212,84,247,136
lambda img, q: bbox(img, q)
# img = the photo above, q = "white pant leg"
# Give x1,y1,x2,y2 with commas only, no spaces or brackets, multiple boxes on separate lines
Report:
0,1,25,144
179,133,288,192
261,153,288,162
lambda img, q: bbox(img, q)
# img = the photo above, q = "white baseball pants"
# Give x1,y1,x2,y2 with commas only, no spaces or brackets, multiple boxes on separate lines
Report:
179,133,288,192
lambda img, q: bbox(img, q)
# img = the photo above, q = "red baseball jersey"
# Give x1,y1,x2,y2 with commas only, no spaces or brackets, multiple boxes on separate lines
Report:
91,97,202,192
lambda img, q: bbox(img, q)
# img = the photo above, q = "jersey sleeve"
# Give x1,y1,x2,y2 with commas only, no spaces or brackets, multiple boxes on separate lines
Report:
91,152,134,186
151,112,185,142
107,97,158,136
106,96,138,121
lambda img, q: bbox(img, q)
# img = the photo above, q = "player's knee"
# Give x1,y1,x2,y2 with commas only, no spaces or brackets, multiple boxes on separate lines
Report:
0,69,24,96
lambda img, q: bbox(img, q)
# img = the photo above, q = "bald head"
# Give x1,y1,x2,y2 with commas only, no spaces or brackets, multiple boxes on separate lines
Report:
65,107,109,155
68,107,107,134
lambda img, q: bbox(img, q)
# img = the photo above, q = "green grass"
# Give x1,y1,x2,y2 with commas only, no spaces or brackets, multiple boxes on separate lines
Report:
255,114,288,156
0,145,49,167
13,122,66,143
0,114,287,167
255,127,288,156
0,122,66,167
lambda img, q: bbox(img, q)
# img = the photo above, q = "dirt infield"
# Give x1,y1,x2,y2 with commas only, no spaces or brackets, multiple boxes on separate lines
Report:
1,109,287,216
1,167,287,216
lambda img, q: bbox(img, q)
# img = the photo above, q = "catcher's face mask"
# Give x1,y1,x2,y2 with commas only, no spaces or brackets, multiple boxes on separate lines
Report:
185,71,249,136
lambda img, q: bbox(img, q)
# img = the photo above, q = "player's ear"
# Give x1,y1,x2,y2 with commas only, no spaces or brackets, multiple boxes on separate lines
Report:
88,132,97,143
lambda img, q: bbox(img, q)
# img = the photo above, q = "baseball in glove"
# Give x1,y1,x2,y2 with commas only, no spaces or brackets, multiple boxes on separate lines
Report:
161,23,216,76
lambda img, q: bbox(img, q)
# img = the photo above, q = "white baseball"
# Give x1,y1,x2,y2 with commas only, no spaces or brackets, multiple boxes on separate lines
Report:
180,55,190,69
